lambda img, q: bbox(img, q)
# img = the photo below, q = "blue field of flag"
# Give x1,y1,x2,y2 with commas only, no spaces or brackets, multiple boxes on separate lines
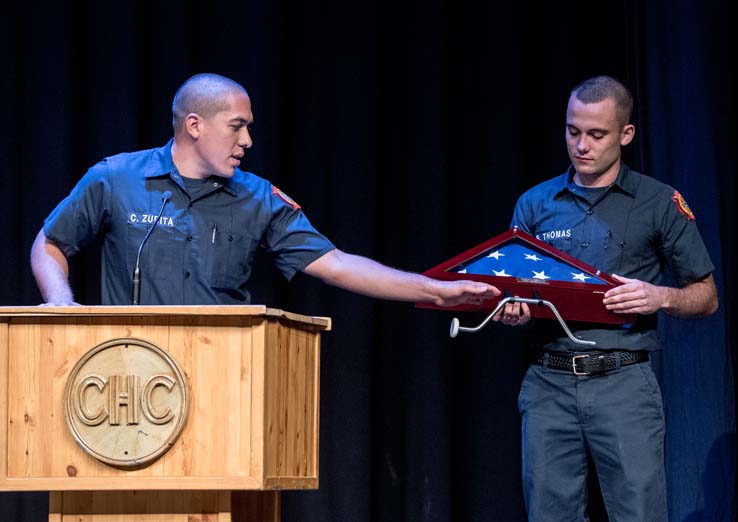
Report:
453,239,606,285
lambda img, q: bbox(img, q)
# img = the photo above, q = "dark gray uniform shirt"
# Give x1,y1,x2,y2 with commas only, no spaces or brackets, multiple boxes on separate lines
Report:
44,140,335,305
511,163,714,352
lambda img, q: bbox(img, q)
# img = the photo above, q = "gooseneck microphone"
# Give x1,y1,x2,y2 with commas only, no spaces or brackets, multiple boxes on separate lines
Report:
132,191,172,305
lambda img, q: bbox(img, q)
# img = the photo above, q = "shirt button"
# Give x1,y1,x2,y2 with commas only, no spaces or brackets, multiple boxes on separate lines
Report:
586,209,593,215
213,182,220,187
581,241,590,247
184,272,191,278
187,235,193,241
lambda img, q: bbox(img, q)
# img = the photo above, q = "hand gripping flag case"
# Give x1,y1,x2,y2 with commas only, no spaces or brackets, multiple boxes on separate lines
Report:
417,227,636,325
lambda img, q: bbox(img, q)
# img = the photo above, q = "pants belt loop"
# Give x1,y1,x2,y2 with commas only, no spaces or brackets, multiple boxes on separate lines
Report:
543,352,550,371
615,352,622,370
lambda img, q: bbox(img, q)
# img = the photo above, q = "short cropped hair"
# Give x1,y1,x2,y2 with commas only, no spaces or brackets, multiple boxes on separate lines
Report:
172,73,247,133
570,76,634,128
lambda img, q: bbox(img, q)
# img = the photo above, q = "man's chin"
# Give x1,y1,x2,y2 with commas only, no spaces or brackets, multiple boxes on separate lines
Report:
573,162,599,176
218,167,237,178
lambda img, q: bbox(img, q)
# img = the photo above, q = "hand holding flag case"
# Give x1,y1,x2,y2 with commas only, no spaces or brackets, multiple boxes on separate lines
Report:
416,227,636,343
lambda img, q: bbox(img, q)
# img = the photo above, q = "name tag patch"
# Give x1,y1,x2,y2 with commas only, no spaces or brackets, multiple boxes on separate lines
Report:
537,229,572,241
128,213,175,227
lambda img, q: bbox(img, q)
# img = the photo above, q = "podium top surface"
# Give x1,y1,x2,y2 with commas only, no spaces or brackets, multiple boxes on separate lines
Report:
0,305,331,330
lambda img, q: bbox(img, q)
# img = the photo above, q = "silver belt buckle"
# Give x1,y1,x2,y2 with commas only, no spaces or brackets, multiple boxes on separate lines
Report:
572,354,590,376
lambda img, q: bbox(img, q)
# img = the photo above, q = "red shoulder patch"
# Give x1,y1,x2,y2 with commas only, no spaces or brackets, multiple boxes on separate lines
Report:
272,185,301,210
672,190,695,220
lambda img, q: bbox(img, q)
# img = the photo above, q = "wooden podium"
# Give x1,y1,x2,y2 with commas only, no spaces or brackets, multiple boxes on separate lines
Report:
0,305,331,521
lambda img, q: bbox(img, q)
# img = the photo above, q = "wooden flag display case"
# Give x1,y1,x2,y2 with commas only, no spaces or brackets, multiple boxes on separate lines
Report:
417,227,636,325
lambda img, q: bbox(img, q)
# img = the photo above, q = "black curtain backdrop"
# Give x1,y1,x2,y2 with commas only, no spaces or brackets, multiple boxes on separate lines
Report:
2,1,735,521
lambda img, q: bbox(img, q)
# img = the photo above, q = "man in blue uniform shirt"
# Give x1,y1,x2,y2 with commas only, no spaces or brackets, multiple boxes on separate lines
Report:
30,73,498,308
495,76,718,521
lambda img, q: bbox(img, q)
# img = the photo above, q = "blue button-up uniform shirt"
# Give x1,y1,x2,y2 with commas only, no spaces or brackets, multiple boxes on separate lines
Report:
511,164,714,351
44,140,335,305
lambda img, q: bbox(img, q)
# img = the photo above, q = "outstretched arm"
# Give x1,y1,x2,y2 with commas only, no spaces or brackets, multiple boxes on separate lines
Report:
30,229,78,306
603,273,718,318
303,249,500,306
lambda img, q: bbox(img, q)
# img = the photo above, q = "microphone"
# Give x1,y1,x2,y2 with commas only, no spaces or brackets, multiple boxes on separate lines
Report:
132,191,172,305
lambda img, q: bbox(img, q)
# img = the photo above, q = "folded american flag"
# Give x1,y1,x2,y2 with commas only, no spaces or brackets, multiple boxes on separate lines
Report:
453,238,607,285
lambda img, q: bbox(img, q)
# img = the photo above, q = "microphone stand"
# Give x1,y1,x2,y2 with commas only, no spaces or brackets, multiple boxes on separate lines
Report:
132,192,172,305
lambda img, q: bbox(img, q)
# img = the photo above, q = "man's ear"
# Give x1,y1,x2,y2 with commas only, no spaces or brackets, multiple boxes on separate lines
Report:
184,113,202,139
620,123,635,146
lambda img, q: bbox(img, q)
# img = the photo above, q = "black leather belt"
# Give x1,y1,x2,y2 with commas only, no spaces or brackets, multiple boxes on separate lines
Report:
534,350,649,376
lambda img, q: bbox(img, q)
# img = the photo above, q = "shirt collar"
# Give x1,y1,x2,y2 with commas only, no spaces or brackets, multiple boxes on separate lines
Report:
555,162,637,198
143,139,237,196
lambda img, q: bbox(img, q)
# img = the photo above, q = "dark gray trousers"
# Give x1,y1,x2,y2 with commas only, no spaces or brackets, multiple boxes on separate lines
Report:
518,362,667,522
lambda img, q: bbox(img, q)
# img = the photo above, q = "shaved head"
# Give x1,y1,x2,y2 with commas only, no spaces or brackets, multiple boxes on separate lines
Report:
172,73,248,134
570,76,633,128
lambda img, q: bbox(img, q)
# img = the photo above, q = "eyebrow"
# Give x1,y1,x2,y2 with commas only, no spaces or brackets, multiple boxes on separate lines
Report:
229,117,253,125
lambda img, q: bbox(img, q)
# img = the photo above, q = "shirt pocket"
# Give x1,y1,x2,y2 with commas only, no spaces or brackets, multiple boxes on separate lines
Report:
126,221,186,281
208,230,260,291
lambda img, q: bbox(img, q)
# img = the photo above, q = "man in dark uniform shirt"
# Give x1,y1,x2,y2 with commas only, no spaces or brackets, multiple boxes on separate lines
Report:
495,76,718,521
30,73,498,308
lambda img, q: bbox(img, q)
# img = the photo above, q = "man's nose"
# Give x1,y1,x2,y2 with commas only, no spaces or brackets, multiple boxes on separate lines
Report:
239,129,253,149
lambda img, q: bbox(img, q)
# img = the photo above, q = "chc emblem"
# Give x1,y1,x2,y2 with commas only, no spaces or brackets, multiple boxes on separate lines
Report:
64,338,189,468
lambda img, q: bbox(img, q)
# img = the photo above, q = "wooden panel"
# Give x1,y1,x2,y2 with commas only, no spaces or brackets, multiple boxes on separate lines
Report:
232,491,280,522
7,317,177,480
0,321,8,481
5,316,263,488
162,316,242,479
50,490,234,521
48,492,62,522
263,320,320,486
0,309,325,491
49,490,281,521
248,318,266,483
6,319,44,477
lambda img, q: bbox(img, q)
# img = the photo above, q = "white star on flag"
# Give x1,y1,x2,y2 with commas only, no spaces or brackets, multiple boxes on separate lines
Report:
487,250,505,260
571,272,591,282
524,253,542,261
492,269,511,277
532,270,551,280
